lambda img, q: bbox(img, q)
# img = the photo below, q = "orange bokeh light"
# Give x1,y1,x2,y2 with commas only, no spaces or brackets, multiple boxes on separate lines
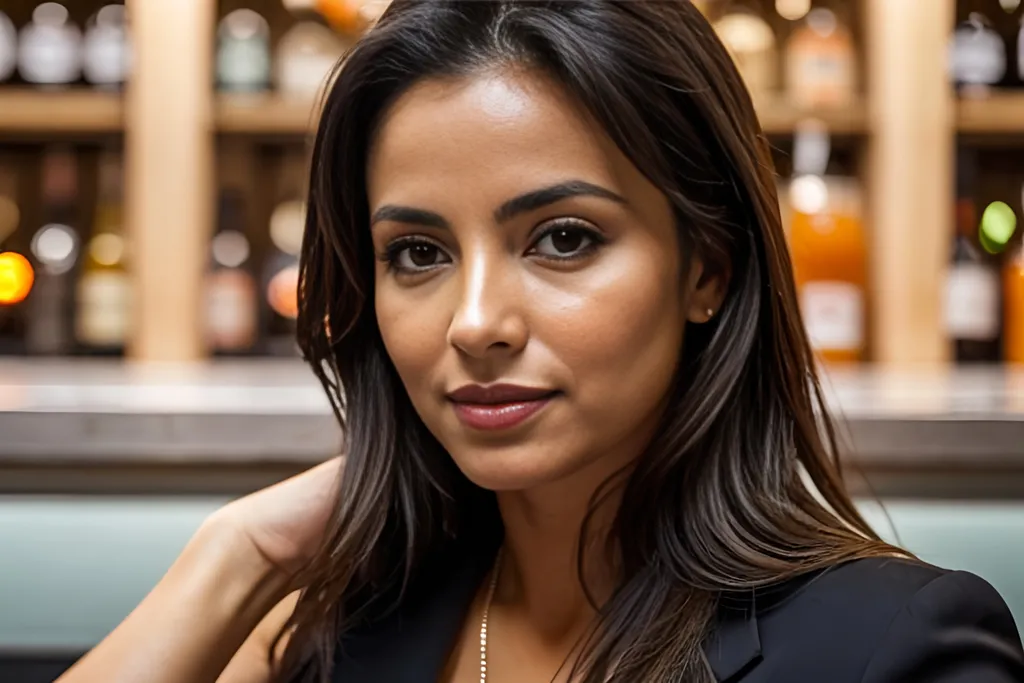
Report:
0,251,34,305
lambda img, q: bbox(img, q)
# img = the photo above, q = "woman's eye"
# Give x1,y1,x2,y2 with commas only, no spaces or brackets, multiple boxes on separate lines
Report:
530,224,601,260
387,241,450,272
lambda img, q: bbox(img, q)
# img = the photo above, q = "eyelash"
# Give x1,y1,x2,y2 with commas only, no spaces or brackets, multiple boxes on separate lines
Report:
379,219,606,275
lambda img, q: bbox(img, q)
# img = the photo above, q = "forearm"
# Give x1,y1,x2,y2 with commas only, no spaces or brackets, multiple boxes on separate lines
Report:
56,515,292,683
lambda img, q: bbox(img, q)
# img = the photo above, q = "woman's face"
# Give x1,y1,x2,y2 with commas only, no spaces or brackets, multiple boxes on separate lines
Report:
367,70,723,492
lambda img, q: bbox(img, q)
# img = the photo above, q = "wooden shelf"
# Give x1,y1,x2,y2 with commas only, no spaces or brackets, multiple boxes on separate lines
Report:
214,92,869,137
958,93,1024,135
755,96,870,136
0,89,124,134
215,94,322,135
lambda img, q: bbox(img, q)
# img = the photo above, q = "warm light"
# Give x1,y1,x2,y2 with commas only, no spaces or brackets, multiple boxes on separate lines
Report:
776,0,811,22
270,200,306,256
267,265,300,319
31,224,78,274
1000,0,1022,13
212,230,250,269
789,175,829,215
0,252,35,305
88,233,125,267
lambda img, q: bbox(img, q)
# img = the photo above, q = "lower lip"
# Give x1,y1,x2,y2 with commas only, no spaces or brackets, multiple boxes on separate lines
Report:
450,396,555,431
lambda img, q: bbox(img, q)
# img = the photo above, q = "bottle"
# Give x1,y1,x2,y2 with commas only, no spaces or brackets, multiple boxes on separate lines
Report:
787,120,867,363
1003,184,1024,363
262,158,306,356
0,161,31,353
216,9,271,93
950,12,1006,97
26,148,80,355
18,3,83,87
785,6,857,109
76,150,130,354
0,10,16,83
275,13,349,99
789,177,867,363
316,0,390,35
205,190,257,354
712,5,778,101
83,4,131,89
944,151,1001,363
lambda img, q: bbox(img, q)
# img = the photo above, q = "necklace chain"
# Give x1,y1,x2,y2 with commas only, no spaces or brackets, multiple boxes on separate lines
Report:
479,548,503,682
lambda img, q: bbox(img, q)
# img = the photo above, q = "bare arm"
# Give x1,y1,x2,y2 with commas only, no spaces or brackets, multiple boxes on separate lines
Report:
55,516,293,683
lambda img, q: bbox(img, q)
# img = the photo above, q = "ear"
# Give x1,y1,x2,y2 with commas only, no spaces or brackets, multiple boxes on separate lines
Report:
685,256,730,324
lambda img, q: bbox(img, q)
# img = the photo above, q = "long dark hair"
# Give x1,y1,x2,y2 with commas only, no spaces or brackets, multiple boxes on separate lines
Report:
278,1,900,681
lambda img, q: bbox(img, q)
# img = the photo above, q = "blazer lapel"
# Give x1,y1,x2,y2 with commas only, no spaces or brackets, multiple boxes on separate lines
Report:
333,545,491,683
702,595,763,682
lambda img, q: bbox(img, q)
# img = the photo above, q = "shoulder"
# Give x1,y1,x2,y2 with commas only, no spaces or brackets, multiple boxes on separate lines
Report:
743,557,1024,683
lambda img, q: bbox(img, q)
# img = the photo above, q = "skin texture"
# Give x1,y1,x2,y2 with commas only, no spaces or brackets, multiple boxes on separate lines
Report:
367,69,727,681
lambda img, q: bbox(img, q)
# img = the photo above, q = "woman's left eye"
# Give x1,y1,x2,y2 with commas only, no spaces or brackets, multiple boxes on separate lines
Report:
529,223,603,260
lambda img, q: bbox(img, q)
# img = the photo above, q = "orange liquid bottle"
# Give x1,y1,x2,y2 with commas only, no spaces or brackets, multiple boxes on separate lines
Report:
1005,233,1024,364
788,176,868,363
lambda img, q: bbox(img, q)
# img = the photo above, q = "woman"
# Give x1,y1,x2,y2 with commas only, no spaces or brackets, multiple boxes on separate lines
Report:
58,2,1023,682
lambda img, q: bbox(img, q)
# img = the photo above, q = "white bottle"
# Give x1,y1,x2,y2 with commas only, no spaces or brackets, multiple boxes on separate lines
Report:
949,13,1006,93
216,9,271,93
275,21,348,99
83,4,131,88
18,3,83,87
0,11,16,83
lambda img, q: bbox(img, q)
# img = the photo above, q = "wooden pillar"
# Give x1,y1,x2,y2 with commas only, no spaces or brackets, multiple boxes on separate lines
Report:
125,0,215,361
866,0,955,366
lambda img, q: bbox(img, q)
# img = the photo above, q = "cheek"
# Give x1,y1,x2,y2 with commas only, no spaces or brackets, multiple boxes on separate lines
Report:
375,281,448,394
542,247,684,412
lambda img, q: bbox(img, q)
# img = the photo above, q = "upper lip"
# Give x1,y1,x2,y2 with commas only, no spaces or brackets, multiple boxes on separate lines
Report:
446,383,557,404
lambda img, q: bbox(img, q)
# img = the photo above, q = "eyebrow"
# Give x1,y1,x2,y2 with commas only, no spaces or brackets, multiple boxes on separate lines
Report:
369,179,627,230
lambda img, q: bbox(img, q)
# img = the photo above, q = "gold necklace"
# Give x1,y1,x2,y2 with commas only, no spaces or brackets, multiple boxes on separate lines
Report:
479,548,503,682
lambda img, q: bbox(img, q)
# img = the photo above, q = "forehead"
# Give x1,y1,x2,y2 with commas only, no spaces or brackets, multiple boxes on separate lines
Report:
366,70,642,207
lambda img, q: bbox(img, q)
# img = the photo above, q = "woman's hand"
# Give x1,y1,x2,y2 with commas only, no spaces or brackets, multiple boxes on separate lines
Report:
211,455,345,591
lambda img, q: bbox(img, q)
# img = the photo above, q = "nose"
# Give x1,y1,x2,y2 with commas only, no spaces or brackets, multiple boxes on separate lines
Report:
447,248,529,360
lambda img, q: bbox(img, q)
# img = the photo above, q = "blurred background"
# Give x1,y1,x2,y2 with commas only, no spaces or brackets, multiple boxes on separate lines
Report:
2,0,1024,680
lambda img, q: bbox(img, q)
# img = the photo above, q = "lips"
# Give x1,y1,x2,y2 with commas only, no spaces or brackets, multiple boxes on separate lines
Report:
446,383,559,431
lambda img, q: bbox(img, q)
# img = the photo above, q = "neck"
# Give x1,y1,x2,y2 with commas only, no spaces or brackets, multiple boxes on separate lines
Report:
493,459,629,640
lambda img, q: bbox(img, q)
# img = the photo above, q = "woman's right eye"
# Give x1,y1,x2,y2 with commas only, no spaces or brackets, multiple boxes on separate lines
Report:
385,240,451,273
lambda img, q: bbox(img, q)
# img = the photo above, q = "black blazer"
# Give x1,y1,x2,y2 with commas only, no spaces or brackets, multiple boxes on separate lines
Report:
331,549,1024,682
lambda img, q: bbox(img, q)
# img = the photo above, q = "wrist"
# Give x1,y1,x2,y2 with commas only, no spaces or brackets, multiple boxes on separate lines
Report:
174,513,296,632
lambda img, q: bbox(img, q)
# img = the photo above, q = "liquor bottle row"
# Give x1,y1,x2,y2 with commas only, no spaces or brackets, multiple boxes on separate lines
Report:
215,0,387,97
695,0,860,109
781,145,1024,365
0,147,129,355
0,145,308,357
0,2,129,89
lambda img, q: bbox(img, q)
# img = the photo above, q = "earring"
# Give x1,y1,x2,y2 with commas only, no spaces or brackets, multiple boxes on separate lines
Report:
706,308,715,319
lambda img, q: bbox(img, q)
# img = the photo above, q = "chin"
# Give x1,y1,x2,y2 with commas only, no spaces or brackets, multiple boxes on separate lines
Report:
445,441,584,492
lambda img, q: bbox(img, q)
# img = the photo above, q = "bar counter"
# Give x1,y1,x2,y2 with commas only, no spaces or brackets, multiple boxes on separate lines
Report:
2,359,1024,496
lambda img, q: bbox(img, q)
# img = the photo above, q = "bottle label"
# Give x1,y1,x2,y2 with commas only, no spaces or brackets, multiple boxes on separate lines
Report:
205,270,256,350
19,25,82,85
217,39,270,90
77,271,131,346
945,263,999,340
800,281,864,352
789,50,855,108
